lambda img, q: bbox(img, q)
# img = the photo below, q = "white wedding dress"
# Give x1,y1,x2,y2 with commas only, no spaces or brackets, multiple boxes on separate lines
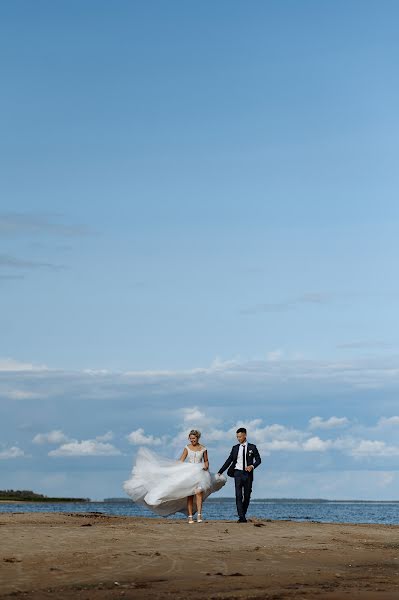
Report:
123,446,226,516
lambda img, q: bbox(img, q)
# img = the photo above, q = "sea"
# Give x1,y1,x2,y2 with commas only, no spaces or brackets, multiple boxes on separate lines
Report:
1,499,399,525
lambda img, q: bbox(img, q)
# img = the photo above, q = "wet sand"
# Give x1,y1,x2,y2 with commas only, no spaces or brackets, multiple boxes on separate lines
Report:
1,512,399,599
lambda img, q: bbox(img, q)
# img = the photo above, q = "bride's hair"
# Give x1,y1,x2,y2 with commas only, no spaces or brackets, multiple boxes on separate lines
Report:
188,429,201,440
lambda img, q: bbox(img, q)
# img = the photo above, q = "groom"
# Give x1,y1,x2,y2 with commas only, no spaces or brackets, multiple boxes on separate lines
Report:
218,428,261,523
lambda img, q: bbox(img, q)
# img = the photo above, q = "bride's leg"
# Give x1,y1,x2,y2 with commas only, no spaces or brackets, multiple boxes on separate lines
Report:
187,495,194,523
196,491,203,522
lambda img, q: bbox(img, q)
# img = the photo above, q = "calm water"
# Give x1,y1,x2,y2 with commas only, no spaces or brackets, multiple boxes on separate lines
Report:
1,499,399,524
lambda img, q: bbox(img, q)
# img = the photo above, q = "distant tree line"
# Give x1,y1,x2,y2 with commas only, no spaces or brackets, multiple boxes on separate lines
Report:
0,489,89,502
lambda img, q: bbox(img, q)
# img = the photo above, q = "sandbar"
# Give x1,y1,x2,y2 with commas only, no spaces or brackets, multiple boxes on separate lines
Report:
1,512,399,599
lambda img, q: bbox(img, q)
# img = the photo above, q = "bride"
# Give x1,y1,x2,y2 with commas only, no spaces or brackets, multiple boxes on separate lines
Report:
179,429,209,523
123,429,226,522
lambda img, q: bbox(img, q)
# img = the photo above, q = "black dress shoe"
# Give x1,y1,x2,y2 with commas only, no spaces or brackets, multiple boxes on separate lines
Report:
237,517,247,523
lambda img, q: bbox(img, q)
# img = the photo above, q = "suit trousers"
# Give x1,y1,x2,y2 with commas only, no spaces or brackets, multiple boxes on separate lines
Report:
234,469,252,518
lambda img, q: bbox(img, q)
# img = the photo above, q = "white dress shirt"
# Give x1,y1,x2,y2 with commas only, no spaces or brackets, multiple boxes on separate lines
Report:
234,442,247,470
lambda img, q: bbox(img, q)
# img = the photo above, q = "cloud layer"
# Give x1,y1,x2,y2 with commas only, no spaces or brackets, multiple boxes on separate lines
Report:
25,409,399,463
2,355,399,499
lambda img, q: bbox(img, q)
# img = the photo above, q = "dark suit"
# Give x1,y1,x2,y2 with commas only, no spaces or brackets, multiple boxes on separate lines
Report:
218,443,261,520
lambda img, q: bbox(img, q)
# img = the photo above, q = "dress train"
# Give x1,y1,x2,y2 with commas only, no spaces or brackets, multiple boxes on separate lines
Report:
123,447,226,516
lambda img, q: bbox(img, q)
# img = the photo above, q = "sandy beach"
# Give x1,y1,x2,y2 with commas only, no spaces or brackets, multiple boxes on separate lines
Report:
1,513,398,599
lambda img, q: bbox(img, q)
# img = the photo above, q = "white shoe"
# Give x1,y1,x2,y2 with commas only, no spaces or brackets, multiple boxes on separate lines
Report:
197,513,203,523
188,515,194,524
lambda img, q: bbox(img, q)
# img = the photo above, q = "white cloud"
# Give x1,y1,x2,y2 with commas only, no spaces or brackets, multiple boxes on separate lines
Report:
232,422,306,447
0,357,47,372
182,407,206,423
262,424,306,441
377,416,399,427
5,389,42,400
351,440,399,457
27,408,399,465
127,428,162,446
3,356,399,406
195,419,334,454
259,436,332,453
4,358,399,474
95,431,114,442
49,440,121,457
309,416,350,430
302,436,332,452
180,406,219,431
230,418,263,432
209,357,240,371
173,411,399,460
0,446,25,459
262,439,301,452
33,430,118,456
33,430,70,445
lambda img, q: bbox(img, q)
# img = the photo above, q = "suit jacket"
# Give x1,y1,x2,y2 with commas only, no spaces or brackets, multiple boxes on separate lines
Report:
219,443,261,478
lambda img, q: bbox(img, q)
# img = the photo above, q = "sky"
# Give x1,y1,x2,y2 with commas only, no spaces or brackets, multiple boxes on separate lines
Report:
1,1,399,501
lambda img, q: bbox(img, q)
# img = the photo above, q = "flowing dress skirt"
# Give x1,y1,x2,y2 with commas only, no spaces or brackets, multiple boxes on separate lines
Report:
123,447,226,516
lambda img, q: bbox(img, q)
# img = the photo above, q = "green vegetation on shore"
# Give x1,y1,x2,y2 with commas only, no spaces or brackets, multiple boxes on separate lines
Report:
0,490,90,502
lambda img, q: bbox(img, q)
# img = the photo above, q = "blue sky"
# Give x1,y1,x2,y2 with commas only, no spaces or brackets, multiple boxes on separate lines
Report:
1,1,399,501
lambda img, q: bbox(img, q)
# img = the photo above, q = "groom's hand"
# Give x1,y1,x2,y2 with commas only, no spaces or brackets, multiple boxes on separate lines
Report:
245,466,254,472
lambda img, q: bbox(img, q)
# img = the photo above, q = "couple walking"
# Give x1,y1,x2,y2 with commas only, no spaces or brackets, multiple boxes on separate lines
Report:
124,427,262,523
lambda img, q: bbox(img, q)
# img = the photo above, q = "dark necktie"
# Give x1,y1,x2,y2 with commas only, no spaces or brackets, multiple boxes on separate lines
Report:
242,445,246,470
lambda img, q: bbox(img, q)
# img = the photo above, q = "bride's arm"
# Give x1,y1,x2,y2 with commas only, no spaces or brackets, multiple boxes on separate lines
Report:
179,447,188,462
203,449,209,470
